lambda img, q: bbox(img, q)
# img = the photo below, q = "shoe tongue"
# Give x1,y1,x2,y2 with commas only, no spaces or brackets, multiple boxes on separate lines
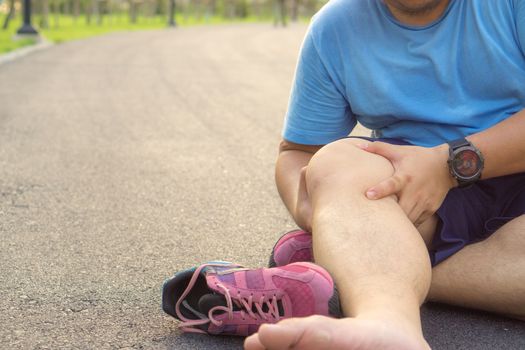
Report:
198,292,246,315
198,293,228,315
199,293,287,319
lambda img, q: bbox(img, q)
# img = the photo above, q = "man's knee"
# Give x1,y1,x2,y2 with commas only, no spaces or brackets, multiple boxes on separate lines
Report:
305,138,395,196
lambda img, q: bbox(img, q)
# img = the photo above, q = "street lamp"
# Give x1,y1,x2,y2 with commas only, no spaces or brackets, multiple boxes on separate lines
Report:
17,0,39,35
168,0,176,27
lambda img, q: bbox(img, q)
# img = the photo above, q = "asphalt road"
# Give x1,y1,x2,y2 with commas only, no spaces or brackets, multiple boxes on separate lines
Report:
1,24,524,349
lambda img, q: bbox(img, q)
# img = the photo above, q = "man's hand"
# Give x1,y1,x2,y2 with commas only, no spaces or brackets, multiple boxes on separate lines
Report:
360,142,456,226
276,140,322,233
294,166,313,232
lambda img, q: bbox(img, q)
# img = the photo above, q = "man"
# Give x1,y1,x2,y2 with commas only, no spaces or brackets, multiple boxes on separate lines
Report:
244,0,525,349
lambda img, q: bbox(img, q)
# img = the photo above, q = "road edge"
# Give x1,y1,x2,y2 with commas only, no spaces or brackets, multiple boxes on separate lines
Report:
0,38,54,66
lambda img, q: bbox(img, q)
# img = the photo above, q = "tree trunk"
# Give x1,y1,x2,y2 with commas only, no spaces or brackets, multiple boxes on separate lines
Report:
106,0,112,25
291,0,299,22
40,0,50,28
73,0,80,23
129,0,138,24
203,0,212,22
64,0,71,16
251,0,260,19
226,0,234,18
208,0,216,16
2,0,16,30
95,0,102,25
196,0,203,21
86,0,93,24
53,0,60,28
274,0,286,27
182,0,189,23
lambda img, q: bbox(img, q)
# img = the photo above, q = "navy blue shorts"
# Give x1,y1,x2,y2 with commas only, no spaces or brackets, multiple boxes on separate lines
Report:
347,136,525,266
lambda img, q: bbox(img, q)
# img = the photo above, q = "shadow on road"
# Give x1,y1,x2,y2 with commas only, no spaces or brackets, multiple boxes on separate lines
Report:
158,331,244,349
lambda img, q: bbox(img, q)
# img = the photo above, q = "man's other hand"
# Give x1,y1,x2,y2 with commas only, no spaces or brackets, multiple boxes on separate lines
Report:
295,166,313,232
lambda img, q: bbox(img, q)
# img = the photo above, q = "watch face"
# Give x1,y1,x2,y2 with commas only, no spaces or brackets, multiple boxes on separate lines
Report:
453,149,481,178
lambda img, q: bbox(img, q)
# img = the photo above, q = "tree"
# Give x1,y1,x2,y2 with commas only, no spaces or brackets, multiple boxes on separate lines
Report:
290,0,298,22
129,0,139,23
40,0,50,28
72,0,80,22
2,0,16,30
273,0,286,27
52,0,60,28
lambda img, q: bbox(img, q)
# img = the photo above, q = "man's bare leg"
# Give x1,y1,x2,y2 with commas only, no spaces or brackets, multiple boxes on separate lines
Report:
246,138,432,349
408,212,525,320
428,215,525,320
390,200,525,320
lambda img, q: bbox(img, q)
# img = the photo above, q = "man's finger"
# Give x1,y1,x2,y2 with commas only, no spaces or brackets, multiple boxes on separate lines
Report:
366,175,405,200
255,322,304,350
244,333,266,350
296,167,313,232
360,141,398,161
298,167,308,201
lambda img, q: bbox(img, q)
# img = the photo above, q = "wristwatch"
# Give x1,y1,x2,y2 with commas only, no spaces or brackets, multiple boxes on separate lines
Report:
447,138,484,187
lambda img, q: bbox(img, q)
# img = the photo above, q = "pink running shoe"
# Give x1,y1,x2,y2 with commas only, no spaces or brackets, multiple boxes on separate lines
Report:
162,261,341,336
268,229,314,268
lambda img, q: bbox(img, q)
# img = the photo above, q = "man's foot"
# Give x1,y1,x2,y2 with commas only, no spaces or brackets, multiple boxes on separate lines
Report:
268,230,313,268
162,261,342,336
244,315,430,350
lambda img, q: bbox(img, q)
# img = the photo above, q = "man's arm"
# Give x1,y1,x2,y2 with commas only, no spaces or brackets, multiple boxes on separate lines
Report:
275,140,323,231
468,109,525,179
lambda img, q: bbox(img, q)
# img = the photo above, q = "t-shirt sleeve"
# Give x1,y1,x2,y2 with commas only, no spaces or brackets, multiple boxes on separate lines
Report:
282,26,356,145
515,0,525,56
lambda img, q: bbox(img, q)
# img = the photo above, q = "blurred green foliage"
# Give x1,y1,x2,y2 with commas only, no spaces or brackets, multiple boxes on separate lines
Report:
0,17,36,53
1,0,326,54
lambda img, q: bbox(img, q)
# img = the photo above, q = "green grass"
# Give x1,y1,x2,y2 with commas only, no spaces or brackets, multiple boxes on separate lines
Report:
40,15,167,43
0,17,38,53
0,13,271,54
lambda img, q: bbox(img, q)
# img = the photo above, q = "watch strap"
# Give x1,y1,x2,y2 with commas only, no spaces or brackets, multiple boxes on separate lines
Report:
447,138,471,150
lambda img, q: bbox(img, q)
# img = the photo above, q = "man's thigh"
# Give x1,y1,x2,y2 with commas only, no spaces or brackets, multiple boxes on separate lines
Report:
430,172,525,266
483,214,525,251
429,215,525,319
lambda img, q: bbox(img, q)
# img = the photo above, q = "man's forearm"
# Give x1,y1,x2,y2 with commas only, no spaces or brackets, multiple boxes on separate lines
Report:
275,149,314,218
467,109,525,179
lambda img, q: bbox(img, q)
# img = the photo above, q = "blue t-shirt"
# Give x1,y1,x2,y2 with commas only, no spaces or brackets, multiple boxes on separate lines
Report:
283,0,525,147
